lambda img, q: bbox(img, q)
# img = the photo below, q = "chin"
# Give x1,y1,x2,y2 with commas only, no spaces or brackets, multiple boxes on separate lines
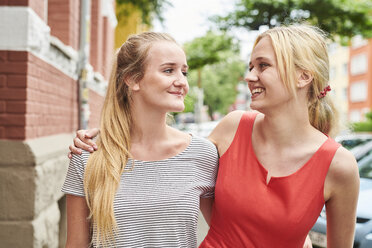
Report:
169,104,185,113
249,102,261,111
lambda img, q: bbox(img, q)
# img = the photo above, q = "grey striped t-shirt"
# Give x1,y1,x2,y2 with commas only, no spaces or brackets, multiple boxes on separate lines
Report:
62,135,219,247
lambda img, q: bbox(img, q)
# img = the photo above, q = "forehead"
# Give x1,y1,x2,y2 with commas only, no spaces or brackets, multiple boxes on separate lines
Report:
250,36,277,62
146,41,187,66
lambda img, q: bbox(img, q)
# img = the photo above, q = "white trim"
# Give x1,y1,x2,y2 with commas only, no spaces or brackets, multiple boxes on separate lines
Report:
0,6,79,79
101,0,118,27
0,6,50,51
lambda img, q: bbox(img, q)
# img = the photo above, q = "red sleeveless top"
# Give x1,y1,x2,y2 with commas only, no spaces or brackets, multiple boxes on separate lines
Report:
200,112,340,248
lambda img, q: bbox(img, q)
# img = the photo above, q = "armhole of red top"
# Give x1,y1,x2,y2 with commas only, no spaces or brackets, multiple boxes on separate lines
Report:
219,111,258,160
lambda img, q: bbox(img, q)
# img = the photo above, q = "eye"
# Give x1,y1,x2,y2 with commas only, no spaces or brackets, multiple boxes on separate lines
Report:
164,68,173,73
259,63,269,69
182,71,188,77
249,66,254,72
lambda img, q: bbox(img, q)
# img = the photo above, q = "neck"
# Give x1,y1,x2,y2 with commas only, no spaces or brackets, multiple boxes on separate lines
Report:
130,104,169,144
258,99,316,147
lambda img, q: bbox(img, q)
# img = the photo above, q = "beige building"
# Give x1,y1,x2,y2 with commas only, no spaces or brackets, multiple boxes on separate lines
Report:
328,42,350,131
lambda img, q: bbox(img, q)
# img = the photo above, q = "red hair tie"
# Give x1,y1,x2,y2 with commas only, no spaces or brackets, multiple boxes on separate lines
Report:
318,85,331,99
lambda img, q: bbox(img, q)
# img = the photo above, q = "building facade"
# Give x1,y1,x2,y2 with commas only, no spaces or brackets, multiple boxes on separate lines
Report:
348,36,372,122
0,0,116,247
328,42,349,131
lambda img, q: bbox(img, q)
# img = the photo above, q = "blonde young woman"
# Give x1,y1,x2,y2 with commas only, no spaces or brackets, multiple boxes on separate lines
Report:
62,32,219,247
69,25,358,248
199,25,359,247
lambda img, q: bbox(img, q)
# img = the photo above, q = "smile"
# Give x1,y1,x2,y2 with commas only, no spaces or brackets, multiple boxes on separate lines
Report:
168,91,183,96
251,87,265,96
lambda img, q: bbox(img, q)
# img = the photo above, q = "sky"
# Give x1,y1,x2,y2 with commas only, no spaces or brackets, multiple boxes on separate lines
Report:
152,0,261,60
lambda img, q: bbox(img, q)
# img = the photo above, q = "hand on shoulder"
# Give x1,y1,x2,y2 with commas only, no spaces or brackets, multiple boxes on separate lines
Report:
68,128,100,158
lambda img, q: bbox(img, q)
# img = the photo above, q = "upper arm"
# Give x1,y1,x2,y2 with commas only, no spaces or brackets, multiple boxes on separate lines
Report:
199,197,214,225
208,110,245,156
325,147,360,248
66,194,91,247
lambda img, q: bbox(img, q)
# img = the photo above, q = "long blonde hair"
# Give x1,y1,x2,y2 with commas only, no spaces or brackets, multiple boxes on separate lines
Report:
254,24,339,136
84,32,177,247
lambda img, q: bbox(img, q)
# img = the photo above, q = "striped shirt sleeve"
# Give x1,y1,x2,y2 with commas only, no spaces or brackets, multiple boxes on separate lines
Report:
61,152,86,197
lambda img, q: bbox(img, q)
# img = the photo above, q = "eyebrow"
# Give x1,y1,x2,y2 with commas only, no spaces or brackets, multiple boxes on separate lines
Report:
249,56,271,66
160,62,189,69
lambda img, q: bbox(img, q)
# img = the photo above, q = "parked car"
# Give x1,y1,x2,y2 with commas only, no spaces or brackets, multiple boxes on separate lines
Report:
310,143,372,248
335,133,372,150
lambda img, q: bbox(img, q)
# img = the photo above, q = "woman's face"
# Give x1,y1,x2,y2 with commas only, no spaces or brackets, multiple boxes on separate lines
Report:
134,41,189,113
246,36,291,112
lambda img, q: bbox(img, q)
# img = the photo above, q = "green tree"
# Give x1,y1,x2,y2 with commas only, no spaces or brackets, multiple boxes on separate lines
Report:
352,111,372,132
211,0,372,41
183,31,245,119
201,60,246,118
116,0,171,24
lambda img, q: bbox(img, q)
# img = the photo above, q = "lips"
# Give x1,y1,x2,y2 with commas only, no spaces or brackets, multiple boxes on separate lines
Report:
250,87,265,97
168,91,184,96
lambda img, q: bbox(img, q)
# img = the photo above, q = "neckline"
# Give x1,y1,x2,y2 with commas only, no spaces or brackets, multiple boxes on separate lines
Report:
128,134,194,163
249,117,330,185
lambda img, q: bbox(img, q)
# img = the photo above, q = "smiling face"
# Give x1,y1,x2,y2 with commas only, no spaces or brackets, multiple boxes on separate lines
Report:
246,36,292,113
132,41,189,113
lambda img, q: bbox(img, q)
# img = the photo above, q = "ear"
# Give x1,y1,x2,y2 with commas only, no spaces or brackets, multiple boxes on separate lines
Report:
125,77,140,91
297,70,313,88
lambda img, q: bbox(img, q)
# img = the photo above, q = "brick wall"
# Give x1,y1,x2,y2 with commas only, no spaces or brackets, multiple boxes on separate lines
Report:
88,89,104,129
0,0,47,21
90,0,104,75
48,0,81,50
102,16,115,80
0,51,78,140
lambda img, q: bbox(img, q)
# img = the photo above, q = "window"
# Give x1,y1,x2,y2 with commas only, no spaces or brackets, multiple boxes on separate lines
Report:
330,66,336,80
342,63,348,75
343,88,348,101
350,54,367,75
352,35,368,49
350,81,367,102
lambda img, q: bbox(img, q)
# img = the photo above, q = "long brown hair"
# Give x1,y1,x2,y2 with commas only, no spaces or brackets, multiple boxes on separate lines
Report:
84,32,177,247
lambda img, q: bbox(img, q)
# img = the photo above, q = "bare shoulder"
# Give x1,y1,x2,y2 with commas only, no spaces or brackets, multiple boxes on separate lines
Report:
326,146,359,198
330,147,359,181
208,110,245,155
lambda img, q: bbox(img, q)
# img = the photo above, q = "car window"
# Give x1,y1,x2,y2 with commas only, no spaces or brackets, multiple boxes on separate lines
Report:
360,163,372,179
341,139,371,150
357,153,372,179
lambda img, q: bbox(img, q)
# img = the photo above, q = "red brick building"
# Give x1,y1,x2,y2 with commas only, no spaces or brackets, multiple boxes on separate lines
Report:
0,0,116,246
348,36,372,122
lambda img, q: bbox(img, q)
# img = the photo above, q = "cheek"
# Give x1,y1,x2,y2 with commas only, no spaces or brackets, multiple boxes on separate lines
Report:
185,83,190,94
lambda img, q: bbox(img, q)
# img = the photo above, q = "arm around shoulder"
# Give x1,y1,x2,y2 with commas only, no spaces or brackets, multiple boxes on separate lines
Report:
325,147,360,248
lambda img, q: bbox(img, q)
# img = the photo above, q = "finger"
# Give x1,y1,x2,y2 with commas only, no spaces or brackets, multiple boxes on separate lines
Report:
76,129,98,149
69,144,82,155
73,137,94,152
68,152,72,159
85,128,99,138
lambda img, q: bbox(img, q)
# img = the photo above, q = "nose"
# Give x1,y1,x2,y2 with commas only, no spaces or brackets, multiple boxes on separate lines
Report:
174,72,188,87
244,68,258,83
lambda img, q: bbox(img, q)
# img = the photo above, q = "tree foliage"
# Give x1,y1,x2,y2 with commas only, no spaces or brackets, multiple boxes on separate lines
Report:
202,60,246,118
116,0,171,24
183,32,245,119
351,111,372,132
211,0,372,41
183,31,240,70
